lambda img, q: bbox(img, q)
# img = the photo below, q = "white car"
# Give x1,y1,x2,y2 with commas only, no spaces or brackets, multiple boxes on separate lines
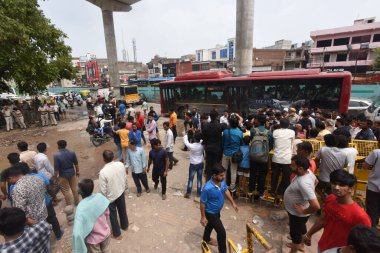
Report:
348,98,372,115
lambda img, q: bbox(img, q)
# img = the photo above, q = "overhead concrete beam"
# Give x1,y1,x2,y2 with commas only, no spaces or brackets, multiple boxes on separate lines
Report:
87,0,140,12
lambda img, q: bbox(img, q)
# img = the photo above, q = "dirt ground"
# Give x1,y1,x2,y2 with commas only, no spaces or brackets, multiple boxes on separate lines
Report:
0,103,322,253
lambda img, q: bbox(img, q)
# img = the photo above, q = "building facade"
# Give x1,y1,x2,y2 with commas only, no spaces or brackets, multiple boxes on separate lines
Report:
284,41,312,70
308,17,380,73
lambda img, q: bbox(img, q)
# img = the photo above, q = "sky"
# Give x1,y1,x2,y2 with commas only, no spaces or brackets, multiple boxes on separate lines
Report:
39,0,380,63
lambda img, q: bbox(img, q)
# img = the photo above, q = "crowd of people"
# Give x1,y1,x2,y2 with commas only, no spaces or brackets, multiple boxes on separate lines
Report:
0,94,78,131
1,101,380,253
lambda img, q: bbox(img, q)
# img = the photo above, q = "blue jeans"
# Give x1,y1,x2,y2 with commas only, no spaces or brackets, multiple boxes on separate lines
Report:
115,143,123,161
186,163,204,195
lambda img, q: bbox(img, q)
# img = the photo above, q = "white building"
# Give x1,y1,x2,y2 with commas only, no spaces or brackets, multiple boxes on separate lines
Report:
196,38,235,63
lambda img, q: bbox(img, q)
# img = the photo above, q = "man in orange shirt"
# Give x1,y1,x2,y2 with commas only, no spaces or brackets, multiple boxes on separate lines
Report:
169,109,177,143
114,122,129,163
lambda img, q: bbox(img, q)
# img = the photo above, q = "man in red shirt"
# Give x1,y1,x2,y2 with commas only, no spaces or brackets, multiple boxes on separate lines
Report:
303,169,371,252
135,111,147,145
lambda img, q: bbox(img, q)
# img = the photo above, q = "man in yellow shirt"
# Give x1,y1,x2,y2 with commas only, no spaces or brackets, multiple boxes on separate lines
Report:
169,109,177,143
115,122,129,163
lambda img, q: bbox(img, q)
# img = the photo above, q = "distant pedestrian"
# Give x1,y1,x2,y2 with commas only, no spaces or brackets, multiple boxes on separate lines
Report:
38,103,49,127
146,112,157,144
12,107,27,129
1,105,13,131
163,122,178,170
169,109,178,143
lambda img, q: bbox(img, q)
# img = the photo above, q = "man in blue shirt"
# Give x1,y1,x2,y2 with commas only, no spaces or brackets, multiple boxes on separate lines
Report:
200,164,238,253
221,117,243,192
53,140,80,206
125,140,150,197
118,102,126,120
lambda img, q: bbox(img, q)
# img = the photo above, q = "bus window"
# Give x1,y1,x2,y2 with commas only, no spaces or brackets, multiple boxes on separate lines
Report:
176,85,206,102
307,78,341,109
207,87,224,103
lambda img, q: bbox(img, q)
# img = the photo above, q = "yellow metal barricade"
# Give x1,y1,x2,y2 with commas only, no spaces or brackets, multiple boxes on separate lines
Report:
201,241,212,253
227,223,272,253
352,140,378,157
301,139,325,157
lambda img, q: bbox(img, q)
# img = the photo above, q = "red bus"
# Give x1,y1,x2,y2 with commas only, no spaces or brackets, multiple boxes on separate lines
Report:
159,69,352,116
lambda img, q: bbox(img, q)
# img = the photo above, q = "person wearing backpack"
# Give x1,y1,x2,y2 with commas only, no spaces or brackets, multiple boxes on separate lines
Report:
249,115,273,201
221,117,243,192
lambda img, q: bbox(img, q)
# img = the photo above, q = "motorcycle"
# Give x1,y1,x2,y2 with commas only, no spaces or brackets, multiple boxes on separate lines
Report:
66,96,74,108
88,116,114,147
90,132,113,147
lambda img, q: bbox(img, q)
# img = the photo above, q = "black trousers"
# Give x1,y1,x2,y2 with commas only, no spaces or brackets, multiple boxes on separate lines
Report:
270,162,291,196
109,192,129,237
205,149,222,181
132,172,149,193
249,161,268,194
46,202,61,238
141,129,147,144
203,212,226,253
288,212,309,244
167,152,179,169
152,170,167,195
366,189,380,227
171,125,177,143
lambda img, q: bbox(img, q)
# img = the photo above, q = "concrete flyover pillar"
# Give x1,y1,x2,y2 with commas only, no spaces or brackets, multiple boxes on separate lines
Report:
101,10,120,92
86,0,140,98
235,0,254,76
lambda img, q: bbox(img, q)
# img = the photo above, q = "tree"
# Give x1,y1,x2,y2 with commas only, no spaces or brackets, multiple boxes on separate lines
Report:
0,0,76,94
374,48,380,70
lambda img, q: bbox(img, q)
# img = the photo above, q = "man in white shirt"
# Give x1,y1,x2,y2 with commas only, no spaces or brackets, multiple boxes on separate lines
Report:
1,105,13,131
163,122,178,170
271,119,295,197
99,150,128,240
126,104,136,118
183,132,204,198
34,142,54,179
17,141,37,172
219,110,229,125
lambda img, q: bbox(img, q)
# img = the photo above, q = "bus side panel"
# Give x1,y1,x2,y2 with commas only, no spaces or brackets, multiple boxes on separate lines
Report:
339,75,352,114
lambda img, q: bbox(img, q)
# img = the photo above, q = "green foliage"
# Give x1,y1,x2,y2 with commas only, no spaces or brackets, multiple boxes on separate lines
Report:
0,0,76,94
374,48,380,70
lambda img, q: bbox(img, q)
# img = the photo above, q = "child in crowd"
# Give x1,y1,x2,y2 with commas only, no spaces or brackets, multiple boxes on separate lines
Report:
237,136,251,196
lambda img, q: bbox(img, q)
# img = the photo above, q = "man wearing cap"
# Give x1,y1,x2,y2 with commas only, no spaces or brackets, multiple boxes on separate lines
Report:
288,108,299,126
1,104,13,131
